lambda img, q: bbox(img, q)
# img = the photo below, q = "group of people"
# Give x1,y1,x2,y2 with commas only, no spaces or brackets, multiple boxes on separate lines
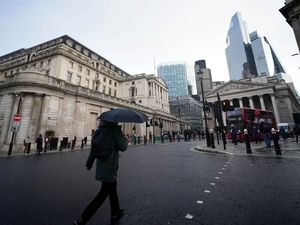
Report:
229,121,300,148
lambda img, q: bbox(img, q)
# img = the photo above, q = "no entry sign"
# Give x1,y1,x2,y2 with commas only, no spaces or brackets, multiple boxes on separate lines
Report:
13,114,22,122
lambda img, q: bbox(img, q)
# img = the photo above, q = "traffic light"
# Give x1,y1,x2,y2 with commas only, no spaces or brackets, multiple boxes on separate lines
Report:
222,100,230,112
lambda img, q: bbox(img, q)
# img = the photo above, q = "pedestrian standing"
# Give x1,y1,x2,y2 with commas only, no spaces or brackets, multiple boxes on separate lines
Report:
73,120,128,225
260,120,271,148
35,134,43,155
230,124,238,145
279,126,287,141
23,136,30,153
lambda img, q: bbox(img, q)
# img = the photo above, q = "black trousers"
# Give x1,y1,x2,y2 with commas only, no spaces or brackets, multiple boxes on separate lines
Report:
81,182,120,222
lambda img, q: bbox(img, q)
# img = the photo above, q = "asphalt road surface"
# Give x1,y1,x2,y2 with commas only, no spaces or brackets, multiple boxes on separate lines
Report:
0,141,299,225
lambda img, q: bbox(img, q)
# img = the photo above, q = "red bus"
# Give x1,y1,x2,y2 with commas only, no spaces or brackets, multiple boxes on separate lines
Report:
226,107,276,141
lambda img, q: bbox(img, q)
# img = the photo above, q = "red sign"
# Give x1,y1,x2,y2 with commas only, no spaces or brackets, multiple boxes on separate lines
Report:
13,114,22,122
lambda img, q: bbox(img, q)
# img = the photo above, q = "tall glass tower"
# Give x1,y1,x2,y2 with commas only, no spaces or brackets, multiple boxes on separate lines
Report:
225,12,257,80
250,31,286,76
225,12,287,81
157,62,189,97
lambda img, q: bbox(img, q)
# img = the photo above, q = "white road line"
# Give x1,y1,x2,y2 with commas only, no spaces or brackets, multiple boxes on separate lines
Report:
196,200,204,204
204,190,211,193
215,177,220,179
185,214,193,219
221,168,226,170
210,183,216,186
218,171,223,174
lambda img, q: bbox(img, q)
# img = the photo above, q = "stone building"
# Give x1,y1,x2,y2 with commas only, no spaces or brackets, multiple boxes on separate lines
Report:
0,35,181,153
280,0,300,52
204,75,300,129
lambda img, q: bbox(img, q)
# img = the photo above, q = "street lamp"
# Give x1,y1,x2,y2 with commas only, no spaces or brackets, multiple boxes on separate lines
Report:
195,65,211,147
8,92,23,156
176,96,182,134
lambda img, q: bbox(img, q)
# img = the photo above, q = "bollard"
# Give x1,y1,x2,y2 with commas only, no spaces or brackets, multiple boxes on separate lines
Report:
59,138,63,151
244,129,252,154
177,134,180,142
210,129,216,149
161,135,164,143
144,135,147,145
271,128,281,155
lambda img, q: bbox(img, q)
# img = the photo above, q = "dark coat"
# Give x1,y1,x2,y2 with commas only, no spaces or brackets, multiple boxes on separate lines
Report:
86,121,128,182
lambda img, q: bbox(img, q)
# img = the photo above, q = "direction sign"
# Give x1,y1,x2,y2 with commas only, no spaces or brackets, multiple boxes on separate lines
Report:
13,114,22,122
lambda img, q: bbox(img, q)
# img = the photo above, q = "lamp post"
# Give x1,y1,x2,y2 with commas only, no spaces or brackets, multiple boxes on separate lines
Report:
176,97,182,134
8,92,23,156
201,77,211,147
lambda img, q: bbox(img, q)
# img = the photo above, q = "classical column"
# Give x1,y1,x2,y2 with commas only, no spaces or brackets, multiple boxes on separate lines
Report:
239,98,243,108
249,97,254,109
259,95,266,110
271,95,280,124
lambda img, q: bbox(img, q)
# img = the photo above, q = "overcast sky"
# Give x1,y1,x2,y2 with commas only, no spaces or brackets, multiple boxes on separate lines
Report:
1,0,299,92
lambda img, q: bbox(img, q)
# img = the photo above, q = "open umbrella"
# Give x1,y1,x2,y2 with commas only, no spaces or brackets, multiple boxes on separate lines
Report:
98,108,148,123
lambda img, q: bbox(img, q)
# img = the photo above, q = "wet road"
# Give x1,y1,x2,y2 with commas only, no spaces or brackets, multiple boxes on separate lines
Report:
0,141,299,225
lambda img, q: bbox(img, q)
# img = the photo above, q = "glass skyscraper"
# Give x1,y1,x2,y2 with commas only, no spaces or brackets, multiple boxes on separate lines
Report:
157,62,189,97
225,12,257,80
250,31,286,76
225,12,286,80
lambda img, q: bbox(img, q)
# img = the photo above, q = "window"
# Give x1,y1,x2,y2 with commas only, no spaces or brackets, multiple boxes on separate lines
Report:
69,61,73,69
78,65,82,72
48,59,52,66
132,81,135,85
114,90,117,97
103,86,106,94
114,82,117,87
86,79,89,88
103,77,106,82
76,75,81,85
40,61,44,67
139,100,142,103
95,73,99,80
109,88,112,96
86,69,90,75
109,79,112,85
67,72,72,82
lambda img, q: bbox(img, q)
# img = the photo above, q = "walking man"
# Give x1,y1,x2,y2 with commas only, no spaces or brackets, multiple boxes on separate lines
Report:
73,120,128,225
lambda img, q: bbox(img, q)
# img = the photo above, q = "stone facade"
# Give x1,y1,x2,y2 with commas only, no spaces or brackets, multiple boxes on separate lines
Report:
280,0,300,52
204,76,300,129
0,35,182,153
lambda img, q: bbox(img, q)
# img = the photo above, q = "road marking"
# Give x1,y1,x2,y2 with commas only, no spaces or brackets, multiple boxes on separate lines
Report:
210,183,216,186
224,165,228,167
204,190,211,193
215,177,220,179
185,214,193,219
218,171,223,174
196,200,204,204
221,168,226,170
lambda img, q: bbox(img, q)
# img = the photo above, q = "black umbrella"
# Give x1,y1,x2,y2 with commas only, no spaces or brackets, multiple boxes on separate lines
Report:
98,108,148,123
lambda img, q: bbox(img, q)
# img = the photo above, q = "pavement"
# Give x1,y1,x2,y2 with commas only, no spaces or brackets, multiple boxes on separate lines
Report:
195,138,300,158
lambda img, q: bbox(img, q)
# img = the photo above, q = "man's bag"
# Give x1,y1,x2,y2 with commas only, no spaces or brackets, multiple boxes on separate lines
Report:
91,127,115,160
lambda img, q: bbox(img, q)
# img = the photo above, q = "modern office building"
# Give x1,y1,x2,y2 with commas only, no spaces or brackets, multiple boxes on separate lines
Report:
225,12,287,81
169,95,202,130
280,0,300,52
194,60,213,99
225,12,257,80
157,62,189,97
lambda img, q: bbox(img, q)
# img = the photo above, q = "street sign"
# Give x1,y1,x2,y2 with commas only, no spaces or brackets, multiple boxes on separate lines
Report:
13,114,22,122
11,114,22,132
